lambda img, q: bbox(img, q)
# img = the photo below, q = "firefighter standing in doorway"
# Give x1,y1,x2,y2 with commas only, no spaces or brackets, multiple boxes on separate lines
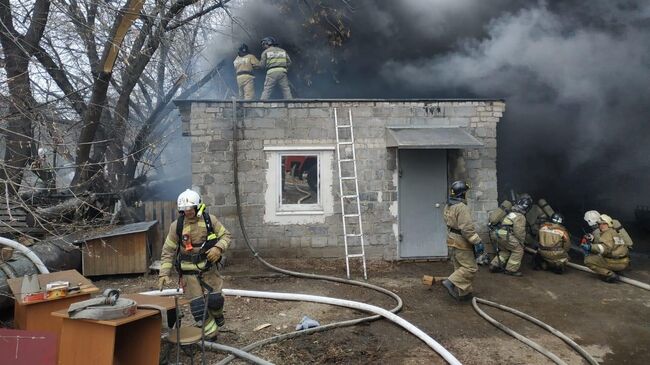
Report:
534,213,571,274
233,43,260,100
158,189,231,339
489,196,531,276
441,180,485,301
259,36,293,99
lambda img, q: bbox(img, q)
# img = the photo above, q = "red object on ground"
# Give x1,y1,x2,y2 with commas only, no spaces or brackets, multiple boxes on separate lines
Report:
0,328,57,365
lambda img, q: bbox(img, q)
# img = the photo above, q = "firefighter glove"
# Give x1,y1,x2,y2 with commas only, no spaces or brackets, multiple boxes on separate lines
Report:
580,243,591,255
206,246,222,263
474,242,485,255
158,275,171,291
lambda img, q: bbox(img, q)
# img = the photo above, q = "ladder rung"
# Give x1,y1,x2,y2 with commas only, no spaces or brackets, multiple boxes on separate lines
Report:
342,194,358,198
343,214,360,218
346,233,362,237
337,124,352,128
338,141,353,145
340,176,356,180
346,253,365,258
339,159,354,162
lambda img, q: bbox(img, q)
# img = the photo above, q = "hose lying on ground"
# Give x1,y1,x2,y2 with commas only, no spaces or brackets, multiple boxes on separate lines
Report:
523,247,650,291
472,297,567,365
202,342,274,365
143,288,462,365
473,297,598,365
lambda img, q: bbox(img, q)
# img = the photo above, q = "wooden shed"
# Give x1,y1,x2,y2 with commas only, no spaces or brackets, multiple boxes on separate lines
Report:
73,221,158,276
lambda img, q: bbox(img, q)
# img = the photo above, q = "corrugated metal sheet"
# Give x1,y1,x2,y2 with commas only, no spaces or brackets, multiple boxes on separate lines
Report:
385,127,484,149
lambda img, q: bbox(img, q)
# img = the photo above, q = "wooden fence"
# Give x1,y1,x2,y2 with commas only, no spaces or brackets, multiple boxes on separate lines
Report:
142,201,177,260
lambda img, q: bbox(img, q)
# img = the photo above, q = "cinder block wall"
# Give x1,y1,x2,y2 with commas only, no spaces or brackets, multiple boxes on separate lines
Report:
177,100,505,259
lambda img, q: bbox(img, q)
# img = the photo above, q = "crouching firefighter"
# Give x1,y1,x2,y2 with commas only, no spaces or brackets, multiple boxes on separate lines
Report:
442,180,485,301
581,214,630,283
158,189,231,339
534,213,571,274
489,196,531,276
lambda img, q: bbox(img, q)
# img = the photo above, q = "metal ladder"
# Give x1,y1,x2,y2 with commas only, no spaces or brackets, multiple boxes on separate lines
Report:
333,108,368,280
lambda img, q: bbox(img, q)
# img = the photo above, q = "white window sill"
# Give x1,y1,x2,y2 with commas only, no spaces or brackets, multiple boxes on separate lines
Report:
275,210,325,216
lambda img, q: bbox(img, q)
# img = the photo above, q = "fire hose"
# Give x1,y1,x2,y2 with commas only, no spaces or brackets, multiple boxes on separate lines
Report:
472,297,598,365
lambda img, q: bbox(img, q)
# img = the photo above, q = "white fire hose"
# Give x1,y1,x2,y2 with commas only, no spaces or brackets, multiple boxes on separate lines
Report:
0,237,49,273
142,288,463,365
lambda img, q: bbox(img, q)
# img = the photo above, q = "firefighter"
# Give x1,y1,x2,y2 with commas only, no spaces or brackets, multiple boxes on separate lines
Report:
441,180,484,301
534,213,571,274
158,189,231,339
489,196,530,276
233,43,260,100
259,36,292,99
581,214,630,283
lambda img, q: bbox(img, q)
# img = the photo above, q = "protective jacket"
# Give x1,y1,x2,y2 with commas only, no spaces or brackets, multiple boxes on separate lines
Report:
260,46,291,73
538,222,570,263
234,54,260,77
592,227,628,259
444,198,481,250
160,213,231,277
495,211,526,245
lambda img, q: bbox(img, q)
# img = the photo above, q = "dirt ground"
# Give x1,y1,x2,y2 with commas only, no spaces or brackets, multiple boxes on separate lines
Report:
92,252,650,365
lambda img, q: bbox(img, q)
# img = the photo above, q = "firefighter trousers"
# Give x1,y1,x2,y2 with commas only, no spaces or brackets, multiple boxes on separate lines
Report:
448,247,478,296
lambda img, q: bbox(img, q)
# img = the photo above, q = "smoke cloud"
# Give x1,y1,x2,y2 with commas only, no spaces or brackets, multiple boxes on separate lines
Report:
216,0,650,223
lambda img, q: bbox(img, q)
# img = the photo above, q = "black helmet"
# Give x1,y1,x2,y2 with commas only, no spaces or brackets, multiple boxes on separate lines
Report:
550,213,564,225
261,36,277,47
514,195,533,213
450,180,470,198
238,43,249,55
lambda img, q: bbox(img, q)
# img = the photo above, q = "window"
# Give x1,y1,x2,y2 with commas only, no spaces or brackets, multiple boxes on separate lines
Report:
264,146,334,224
280,154,319,209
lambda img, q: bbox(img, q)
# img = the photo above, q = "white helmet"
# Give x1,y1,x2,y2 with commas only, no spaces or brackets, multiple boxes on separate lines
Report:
584,210,600,227
598,214,614,226
177,189,201,211
37,147,47,158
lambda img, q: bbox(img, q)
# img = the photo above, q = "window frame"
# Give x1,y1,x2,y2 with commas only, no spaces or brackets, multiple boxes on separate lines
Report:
277,153,321,212
263,146,335,223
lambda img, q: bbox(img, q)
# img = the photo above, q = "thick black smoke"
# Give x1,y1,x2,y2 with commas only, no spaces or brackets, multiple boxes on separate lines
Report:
214,1,650,227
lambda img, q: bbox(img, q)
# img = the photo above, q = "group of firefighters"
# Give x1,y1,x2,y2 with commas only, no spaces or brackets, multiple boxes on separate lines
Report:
233,36,293,100
156,181,634,339
442,180,633,301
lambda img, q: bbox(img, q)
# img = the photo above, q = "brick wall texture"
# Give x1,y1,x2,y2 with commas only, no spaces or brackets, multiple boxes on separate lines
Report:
180,100,505,260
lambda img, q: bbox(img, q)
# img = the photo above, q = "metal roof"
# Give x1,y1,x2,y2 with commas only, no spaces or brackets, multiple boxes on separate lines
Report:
72,221,158,244
385,127,484,149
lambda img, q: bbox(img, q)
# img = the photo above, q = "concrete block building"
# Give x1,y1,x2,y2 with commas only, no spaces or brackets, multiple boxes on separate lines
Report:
175,99,505,260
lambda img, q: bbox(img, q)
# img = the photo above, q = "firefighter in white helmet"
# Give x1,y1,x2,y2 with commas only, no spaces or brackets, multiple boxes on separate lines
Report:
581,214,629,283
158,189,231,338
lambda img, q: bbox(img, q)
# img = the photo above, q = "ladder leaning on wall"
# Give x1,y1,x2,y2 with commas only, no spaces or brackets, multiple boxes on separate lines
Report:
333,108,368,280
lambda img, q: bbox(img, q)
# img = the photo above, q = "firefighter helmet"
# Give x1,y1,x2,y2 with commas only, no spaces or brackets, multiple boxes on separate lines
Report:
450,180,470,198
238,43,249,55
550,213,564,225
598,214,613,226
514,195,533,213
584,210,600,227
261,36,277,47
177,189,201,212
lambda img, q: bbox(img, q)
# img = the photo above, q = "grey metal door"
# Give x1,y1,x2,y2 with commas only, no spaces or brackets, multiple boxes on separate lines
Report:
398,149,448,258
